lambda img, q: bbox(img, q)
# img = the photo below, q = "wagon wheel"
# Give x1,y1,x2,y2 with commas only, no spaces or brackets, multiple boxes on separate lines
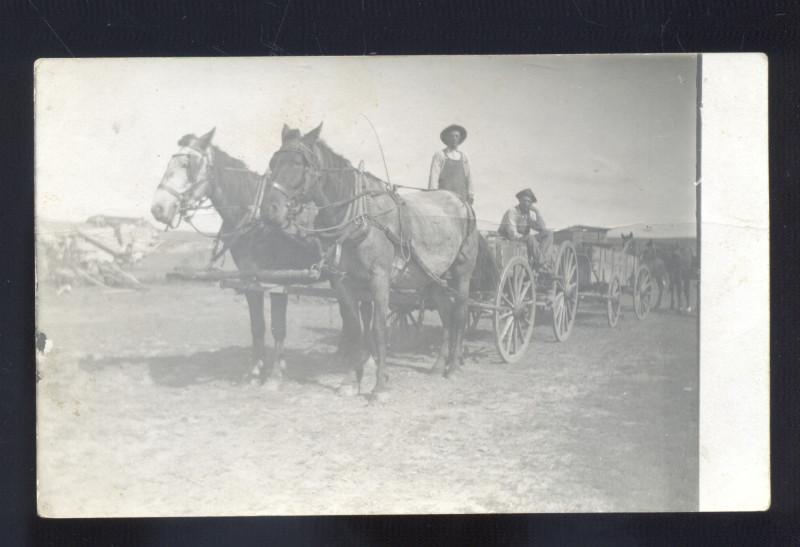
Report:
606,273,622,327
493,256,536,363
634,264,654,320
552,241,579,341
387,299,425,347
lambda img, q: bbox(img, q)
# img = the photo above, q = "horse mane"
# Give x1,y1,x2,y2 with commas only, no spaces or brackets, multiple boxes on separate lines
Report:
212,145,250,171
207,145,261,224
314,139,385,182
314,139,352,169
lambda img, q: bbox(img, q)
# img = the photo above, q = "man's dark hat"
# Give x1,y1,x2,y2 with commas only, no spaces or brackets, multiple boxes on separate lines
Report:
515,188,537,203
440,124,467,144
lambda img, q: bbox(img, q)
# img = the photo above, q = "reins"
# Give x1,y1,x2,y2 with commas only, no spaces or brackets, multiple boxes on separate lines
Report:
161,146,272,266
272,141,462,287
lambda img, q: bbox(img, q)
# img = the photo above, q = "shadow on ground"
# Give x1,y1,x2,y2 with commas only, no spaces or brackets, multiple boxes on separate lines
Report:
82,345,361,389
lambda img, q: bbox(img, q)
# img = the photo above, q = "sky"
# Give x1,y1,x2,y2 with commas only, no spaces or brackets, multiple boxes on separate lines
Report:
35,54,697,233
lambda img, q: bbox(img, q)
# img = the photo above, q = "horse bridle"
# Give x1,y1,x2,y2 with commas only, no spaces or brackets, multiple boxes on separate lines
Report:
267,142,326,206
157,146,214,227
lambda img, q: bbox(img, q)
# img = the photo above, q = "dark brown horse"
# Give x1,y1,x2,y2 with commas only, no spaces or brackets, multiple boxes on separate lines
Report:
150,129,333,388
262,124,479,401
667,244,695,312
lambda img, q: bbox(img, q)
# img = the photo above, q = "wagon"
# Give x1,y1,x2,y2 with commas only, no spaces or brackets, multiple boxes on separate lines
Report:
388,227,656,364
389,231,580,363
554,227,655,328
462,232,580,363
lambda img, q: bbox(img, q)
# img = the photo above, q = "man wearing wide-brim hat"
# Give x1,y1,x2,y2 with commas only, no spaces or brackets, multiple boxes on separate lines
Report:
499,188,554,270
428,124,474,204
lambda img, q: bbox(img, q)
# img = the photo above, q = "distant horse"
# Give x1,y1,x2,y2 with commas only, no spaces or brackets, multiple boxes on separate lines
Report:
262,123,480,401
150,129,349,388
619,234,669,309
640,240,669,309
667,244,695,312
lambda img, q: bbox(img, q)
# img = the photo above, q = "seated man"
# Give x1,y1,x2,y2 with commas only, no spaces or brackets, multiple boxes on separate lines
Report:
499,188,554,270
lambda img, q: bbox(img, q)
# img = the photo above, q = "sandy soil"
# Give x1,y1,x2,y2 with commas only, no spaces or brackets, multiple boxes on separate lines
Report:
36,282,698,516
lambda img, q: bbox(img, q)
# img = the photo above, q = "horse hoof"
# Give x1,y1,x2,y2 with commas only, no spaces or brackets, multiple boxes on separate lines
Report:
430,365,446,376
445,366,461,379
338,383,359,397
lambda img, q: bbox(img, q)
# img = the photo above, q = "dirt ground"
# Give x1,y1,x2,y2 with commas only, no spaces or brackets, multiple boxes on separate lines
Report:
36,281,698,516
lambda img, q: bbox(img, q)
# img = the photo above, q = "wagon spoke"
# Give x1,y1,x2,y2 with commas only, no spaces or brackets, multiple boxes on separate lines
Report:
500,315,514,345
498,309,514,321
513,266,525,303
554,298,563,328
566,257,576,282
509,267,519,305
519,279,532,301
514,319,524,350
505,319,516,353
566,279,577,295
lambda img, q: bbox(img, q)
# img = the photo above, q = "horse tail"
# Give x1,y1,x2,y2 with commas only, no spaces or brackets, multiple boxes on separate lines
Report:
471,232,499,292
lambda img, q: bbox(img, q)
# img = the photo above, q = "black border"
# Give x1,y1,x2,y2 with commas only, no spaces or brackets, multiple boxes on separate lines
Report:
2,1,799,545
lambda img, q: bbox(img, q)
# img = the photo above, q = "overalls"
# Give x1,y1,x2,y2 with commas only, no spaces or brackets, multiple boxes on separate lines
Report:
438,154,469,201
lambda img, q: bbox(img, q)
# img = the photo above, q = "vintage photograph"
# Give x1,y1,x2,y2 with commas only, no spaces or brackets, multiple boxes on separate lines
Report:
36,54,702,515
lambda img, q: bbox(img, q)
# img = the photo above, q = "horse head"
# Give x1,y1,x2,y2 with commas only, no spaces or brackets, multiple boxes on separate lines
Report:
150,128,216,227
262,123,324,227
620,232,635,254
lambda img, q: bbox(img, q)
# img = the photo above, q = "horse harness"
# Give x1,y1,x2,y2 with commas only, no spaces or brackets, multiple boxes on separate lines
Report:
269,141,477,287
160,144,272,265
166,140,477,285
157,146,215,224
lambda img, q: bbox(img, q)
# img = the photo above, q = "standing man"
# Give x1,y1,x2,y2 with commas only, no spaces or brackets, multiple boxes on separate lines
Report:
428,124,474,204
499,188,553,270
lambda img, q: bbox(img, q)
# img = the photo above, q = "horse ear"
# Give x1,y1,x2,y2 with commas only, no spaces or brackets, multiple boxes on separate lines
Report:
281,123,292,143
302,122,323,145
177,134,195,147
197,127,216,149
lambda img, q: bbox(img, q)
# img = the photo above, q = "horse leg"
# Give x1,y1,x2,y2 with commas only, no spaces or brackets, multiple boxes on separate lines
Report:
683,273,692,313
333,300,354,366
368,269,391,401
445,275,471,378
655,276,664,309
429,288,452,376
670,276,677,310
264,292,288,390
244,291,266,385
330,278,363,396
360,300,375,363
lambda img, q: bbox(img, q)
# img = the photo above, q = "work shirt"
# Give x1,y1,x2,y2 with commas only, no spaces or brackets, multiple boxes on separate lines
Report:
499,205,546,240
428,149,474,199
